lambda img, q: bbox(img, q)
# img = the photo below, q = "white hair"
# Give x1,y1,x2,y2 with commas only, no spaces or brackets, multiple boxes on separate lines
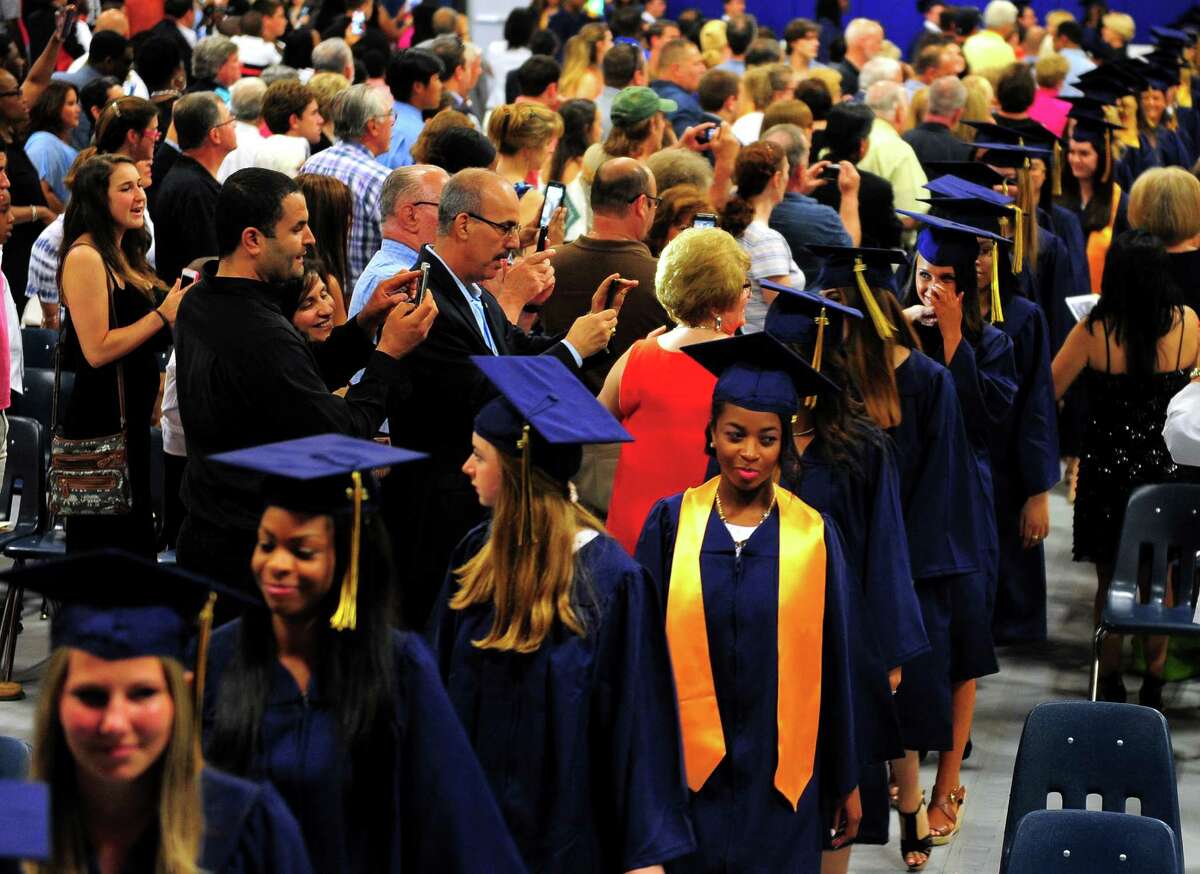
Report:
312,38,353,75
844,17,883,45
229,76,267,122
984,0,1019,29
865,80,906,120
927,75,967,116
858,57,902,91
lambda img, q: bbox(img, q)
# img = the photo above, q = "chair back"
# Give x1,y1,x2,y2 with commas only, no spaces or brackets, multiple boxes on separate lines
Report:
1001,701,1183,873
0,736,31,779
1108,483,1200,616
20,327,58,370
9,369,73,447
0,417,44,541
1007,809,1178,874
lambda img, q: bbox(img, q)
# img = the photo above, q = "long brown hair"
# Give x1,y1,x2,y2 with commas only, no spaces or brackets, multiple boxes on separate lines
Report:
58,155,159,301
451,452,605,653
27,649,204,874
296,173,352,294
832,285,916,429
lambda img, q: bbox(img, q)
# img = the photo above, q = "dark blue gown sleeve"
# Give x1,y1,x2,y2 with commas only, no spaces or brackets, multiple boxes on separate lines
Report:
942,329,1018,449
397,635,529,874
860,439,928,668
229,782,316,874
1013,307,1061,498
200,768,315,874
817,519,860,805
591,557,697,869
633,496,681,605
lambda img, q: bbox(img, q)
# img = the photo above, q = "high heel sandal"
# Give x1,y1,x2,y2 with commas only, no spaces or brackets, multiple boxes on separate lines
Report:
1098,671,1128,704
929,786,966,846
1140,673,1166,711
897,796,932,871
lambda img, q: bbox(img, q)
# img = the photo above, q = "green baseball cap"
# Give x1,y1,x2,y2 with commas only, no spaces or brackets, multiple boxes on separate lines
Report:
611,86,677,126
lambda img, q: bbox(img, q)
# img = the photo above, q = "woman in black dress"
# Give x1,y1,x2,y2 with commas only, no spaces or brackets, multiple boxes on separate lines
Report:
1052,229,1198,706
58,154,189,555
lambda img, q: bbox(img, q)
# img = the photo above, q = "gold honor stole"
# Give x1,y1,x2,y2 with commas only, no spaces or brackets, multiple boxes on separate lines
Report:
1086,183,1124,295
665,476,827,811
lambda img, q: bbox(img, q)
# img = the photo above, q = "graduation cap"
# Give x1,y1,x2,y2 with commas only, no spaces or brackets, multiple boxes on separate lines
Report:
762,280,864,407
923,176,1029,269
1151,25,1193,47
0,781,49,862
921,196,1019,322
0,551,261,723
974,140,1052,169
898,209,1010,323
212,434,428,632
1139,63,1179,92
923,161,1006,188
799,245,903,341
471,355,632,543
1067,108,1123,180
683,332,838,420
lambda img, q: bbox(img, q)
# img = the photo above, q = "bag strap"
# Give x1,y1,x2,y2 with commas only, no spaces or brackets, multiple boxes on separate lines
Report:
52,249,126,435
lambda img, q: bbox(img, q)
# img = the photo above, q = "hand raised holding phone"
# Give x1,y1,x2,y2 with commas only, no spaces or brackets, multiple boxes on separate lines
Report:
356,268,423,331
377,289,438,359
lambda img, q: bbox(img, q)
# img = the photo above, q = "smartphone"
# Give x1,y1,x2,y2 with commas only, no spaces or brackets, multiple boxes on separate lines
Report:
351,9,366,36
821,165,841,182
56,4,78,42
536,181,566,251
181,268,199,283
410,262,431,308
696,125,716,144
692,212,717,229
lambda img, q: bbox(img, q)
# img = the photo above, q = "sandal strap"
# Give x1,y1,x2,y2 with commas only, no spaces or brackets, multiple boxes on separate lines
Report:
898,801,933,853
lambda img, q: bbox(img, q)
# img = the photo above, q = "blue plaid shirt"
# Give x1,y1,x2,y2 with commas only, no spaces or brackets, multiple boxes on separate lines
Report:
301,140,390,289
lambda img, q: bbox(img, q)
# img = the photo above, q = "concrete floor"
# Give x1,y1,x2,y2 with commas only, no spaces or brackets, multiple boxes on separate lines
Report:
2,480,1198,873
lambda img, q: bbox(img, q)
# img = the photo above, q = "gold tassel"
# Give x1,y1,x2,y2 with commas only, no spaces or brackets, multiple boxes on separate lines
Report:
330,471,363,631
990,244,1004,324
515,424,537,546
803,308,828,409
853,259,895,340
1103,130,1113,184
1180,67,1192,109
1052,141,1063,196
193,591,218,730
1010,205,1025,274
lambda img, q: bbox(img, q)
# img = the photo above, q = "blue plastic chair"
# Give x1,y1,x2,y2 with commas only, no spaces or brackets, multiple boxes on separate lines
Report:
1000,701,1183,874
0,736,31,779
19,327,58,370
1089,483,1200,699
1007,810,1178,874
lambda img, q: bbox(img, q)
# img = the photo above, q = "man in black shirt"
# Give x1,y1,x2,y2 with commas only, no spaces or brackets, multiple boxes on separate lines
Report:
903,75,974,165
175,167,436,593
154,92,237,285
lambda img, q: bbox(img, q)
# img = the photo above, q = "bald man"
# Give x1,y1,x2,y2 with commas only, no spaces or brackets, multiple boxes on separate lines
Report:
385,168,626,626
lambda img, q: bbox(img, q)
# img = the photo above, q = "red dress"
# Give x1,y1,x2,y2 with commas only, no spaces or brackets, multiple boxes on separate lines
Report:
606,338,718,554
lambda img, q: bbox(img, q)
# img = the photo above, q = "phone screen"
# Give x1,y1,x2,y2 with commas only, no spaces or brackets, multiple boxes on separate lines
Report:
351,10,366,35
57,5,78,42
584,0,605,18
692,213,717,229
540,183,566,229
411,262,431,307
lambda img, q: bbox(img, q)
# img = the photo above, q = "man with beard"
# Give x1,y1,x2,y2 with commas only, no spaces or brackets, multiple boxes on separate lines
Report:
388,167,628,627
174,167,438,595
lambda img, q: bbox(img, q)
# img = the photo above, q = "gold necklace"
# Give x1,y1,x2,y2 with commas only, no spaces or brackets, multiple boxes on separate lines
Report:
715,487,776,548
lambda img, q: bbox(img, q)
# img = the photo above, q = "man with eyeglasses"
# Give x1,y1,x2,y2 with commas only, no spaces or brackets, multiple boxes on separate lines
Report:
154,91,238,285
387,167,630,628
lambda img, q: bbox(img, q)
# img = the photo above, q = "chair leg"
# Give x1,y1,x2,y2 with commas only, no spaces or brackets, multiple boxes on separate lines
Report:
1089,625,1107,702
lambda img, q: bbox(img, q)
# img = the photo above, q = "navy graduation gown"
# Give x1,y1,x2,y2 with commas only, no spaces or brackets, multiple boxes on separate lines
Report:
988,297,1060,644
634,497,859,874
781,434,927,766
1115,129,1192,190
202,627,526,874
428,528,696,874
200,767,314,874
1033,212,1091,351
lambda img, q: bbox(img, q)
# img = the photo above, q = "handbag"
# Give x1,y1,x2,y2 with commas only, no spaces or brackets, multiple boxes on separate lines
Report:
48,263,132,516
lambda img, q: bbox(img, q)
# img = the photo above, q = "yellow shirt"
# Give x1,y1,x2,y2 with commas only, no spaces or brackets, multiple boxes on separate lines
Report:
858,117,930,216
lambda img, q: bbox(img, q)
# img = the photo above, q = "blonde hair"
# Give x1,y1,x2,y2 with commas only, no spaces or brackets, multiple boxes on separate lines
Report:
741,63,794,111
655,227,749,325
1102,11,1134,42
1035,53,1069,88
956,75,994,142
307,71,351,121
451,452,605,653
1128,167,1200,246
27,649,203,874
762,98,813,133
700,19,728,68
807,66,843,102
559,23,607,98
487,102,564,156
909,86,929,124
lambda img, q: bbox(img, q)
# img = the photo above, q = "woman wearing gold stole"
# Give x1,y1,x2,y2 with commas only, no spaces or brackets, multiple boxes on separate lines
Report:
634,332,862,874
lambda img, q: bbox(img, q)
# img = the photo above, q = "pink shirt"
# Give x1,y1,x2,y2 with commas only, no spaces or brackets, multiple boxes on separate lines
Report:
1029,88,1071,139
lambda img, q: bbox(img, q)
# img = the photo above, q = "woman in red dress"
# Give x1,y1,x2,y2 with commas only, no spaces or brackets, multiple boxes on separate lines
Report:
600,227,751,553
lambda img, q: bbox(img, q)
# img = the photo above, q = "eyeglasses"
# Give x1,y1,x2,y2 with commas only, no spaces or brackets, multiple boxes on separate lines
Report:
630,192,663,209
411,200,439,209
0,90,20,99
466,212,521,238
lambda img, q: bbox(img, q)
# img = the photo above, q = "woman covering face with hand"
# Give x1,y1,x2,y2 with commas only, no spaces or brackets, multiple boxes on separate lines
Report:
0,551,315,874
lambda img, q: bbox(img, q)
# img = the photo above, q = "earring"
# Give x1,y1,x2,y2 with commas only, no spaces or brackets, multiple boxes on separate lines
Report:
714,314,723,332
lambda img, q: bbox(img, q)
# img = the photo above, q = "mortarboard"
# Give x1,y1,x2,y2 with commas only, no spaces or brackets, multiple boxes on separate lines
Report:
899,209,1009,321
471,355,633,542
922,161,1006,188
212,434,428,631
801,245,904,340
1139,63,1179,92
0,551,262,722
683,332,838,419
1066,108,1123,181
0,781,49,862
921,196,1018,322
923,176,1030,269
1151,25,1192,47
973,140,1052,169
762,278,865,407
